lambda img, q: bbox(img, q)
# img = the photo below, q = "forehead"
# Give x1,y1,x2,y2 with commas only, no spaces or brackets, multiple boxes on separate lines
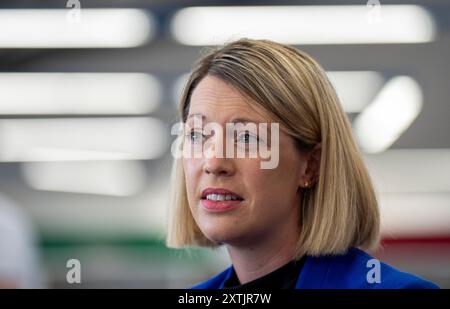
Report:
189,75,267,122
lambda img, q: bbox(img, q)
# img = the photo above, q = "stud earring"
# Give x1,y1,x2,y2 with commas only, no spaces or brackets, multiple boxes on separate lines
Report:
304,181,310,188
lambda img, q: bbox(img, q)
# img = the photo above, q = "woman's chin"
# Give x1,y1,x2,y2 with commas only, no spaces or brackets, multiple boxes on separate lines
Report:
200,224,241,245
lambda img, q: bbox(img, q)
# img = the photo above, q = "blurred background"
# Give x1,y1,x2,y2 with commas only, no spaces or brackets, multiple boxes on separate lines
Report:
0,0,449,288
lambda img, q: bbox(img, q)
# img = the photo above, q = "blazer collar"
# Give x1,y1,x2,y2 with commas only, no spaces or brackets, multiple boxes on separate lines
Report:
215,255,331,289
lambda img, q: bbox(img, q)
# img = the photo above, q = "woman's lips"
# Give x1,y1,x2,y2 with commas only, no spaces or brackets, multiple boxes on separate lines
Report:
200,198,243,212
200,187,244,212
201,187,243,199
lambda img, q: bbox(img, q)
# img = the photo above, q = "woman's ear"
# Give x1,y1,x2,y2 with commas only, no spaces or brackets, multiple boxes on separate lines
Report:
298,143,322,188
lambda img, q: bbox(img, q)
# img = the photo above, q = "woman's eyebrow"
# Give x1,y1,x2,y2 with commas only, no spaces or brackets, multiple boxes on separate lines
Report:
229,117,262,124
186,114,264,125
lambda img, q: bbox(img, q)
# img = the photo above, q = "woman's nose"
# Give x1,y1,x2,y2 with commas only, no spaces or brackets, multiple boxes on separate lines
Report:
202,138,235,176
203,156,235,176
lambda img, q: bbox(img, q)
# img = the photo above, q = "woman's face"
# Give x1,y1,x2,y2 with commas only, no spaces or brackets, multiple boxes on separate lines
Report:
183,75,310,247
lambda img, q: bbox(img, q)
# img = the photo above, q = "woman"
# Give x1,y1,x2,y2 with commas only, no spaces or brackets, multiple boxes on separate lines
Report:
167,38,438,289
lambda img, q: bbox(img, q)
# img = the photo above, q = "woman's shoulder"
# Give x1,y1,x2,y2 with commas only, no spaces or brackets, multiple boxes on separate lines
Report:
310,247,439,289
189,247,439,289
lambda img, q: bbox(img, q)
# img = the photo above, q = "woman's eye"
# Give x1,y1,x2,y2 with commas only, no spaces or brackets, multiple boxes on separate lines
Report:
188,130,204,143
237,132,259,144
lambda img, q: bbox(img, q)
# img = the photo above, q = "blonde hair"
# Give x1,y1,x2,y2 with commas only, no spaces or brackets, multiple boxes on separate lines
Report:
166,38,380,257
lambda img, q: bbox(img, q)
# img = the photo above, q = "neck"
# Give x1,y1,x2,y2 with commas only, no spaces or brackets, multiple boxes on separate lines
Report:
225,219,300,284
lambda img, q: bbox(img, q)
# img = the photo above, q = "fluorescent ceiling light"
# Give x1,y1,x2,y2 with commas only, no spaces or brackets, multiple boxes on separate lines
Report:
0,9,154,48
364,149,450,193
353,76,423,153
23,182,170,236
22,161,147,196
327,71,384,113
171,5,436,45
0,73,161,115
0,118,167,162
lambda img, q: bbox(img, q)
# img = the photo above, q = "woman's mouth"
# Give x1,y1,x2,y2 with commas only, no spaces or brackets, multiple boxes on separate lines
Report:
200,188,244,212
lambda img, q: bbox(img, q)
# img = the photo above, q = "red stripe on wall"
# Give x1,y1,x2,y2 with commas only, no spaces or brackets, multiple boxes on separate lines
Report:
381,236,450,245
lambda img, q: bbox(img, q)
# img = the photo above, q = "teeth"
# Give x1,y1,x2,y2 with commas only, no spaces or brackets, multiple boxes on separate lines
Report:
206,194,241,201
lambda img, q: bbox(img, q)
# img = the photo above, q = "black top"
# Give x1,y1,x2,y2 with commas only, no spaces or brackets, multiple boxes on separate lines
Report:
223,257,306,289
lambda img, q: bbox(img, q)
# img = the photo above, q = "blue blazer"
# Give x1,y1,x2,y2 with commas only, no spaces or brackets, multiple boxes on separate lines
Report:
191,247,438,289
